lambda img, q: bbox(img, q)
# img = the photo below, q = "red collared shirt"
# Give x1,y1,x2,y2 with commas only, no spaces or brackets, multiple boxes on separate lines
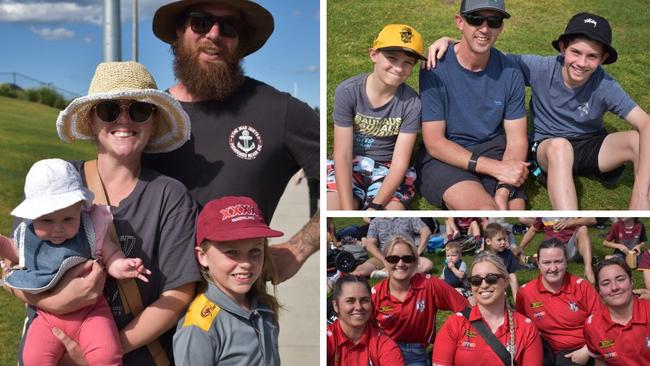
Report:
371,273,469,343
515,272,602,351
584,298,650,366
432,306,543,366
326,320,403,366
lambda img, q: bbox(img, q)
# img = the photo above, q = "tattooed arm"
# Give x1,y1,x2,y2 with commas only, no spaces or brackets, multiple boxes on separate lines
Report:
269,211,320,284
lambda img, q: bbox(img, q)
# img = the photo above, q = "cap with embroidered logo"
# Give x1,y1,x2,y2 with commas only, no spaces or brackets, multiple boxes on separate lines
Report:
460,0,510,19
552,12,617,64
196,196,283,246
372,24,427,61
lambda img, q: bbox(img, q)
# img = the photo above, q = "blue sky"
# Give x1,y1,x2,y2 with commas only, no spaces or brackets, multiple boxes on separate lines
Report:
0,0,320,108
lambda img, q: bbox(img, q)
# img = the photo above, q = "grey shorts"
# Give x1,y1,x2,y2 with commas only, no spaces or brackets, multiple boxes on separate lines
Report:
566,231,579,261
416,134,526,208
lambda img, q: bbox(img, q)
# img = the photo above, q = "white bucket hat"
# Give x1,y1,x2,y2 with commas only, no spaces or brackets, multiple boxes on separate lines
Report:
11,159,94,220
56,61,191,154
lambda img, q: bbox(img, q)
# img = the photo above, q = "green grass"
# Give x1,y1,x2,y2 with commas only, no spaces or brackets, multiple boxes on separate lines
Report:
0,96,94,365
327,0,650,210
330,217,649,331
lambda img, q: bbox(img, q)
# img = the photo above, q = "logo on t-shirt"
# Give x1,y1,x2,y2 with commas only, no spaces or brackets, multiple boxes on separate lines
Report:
229,125,263,160
415,300,425,312
568,302,579,312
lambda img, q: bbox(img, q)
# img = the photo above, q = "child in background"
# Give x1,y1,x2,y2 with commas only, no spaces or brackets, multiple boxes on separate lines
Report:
173,196,283,365
0,158,150,366
482,223,520,299
327,24,426,210
603,217,646,261
440,240,471,298
604,217,650,290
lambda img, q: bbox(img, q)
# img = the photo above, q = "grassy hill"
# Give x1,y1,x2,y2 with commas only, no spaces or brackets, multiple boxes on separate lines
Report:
327,0,650,210
0,96,94,365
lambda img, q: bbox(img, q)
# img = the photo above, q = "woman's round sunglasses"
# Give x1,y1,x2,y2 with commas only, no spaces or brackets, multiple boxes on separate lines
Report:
385,255,417,264
469,273,504,287
94,100,156,123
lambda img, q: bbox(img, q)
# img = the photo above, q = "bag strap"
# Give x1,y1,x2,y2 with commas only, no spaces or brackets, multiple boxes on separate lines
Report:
84,160,170,366
461,306,516,366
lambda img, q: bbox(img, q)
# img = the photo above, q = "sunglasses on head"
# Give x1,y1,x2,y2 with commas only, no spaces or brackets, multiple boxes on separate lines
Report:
187,12,240,38
94,100,155,123
469,273,504,287
385,255,417,264
464,13,504,29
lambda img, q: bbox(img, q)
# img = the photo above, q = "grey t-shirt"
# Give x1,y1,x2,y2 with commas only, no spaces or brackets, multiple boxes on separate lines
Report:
76,162,202,365
367,217,426,251
509,54,637,141
332,73,421,162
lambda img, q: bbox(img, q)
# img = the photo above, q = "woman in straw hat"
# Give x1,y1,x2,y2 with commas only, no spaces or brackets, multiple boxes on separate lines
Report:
6,61,201,365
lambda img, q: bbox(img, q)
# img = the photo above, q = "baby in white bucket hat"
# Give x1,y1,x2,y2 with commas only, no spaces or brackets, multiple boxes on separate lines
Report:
0,158,151,365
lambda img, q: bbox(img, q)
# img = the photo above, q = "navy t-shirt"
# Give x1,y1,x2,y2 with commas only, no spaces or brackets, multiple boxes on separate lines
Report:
419,45,526,147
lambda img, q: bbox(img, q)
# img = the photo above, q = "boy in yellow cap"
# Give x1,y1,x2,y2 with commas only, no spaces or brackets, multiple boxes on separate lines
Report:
327,24,426,211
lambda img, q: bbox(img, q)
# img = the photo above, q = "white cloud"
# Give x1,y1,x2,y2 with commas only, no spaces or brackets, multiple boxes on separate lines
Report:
292,9,301,17
30,26,75,40
0,2,101,24
82,36,92,43
305,65,318,73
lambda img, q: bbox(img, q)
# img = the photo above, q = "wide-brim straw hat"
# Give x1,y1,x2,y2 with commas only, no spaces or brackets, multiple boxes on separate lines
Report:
56,61,191,154
152,0,274,58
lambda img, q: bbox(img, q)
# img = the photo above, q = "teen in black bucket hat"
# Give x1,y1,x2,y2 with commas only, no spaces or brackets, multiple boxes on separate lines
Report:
552,12,617,64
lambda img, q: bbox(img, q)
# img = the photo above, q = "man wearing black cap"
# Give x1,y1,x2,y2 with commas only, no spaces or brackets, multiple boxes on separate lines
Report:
142,0,320,280
428,12,650,210
416,0,529,210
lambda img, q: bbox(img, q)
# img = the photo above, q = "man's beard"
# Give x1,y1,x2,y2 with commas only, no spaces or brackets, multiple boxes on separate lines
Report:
173,38,244,101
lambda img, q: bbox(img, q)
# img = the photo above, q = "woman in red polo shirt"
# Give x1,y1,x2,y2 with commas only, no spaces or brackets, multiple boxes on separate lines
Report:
327,274,403,366
516,238,601,365
584,259,650,366
371,236,469,365
433,251,543,366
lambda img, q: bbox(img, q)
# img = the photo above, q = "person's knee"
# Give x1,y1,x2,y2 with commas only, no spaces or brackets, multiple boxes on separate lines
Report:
545,138,574,167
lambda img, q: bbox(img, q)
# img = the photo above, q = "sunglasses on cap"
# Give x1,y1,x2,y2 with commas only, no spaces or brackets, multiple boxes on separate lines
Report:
187,12,240,38
94,100,156,123
468,273,504,287
385,255,417,264
464,13,504,29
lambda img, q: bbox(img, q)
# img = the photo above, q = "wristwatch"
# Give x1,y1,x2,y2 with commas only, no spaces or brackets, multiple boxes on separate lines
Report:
367,201,385,210
467,151,479,173
495,183,516,199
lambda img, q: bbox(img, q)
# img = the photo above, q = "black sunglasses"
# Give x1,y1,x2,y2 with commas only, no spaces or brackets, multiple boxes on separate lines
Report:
187,12,240,38
464,13,504,29
385,255,417,264
94,101,155,123
469,273,504,287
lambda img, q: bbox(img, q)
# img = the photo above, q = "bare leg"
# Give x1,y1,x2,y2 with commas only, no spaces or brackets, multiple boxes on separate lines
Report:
576,226,595,283
536,138,578,210
443,181,498,210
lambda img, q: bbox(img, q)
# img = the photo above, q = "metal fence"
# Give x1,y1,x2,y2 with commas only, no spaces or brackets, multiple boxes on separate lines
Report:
0,72,80,100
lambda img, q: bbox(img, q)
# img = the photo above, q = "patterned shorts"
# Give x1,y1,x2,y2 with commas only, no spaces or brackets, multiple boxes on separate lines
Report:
326,156,416,209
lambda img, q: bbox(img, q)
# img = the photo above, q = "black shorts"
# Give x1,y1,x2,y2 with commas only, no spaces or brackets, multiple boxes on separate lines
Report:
415,134,526,208
531,130,625,185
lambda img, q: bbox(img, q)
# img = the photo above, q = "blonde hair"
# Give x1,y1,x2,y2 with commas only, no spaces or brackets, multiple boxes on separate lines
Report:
199,238,280,323
382,235,418,259
470,251,516,364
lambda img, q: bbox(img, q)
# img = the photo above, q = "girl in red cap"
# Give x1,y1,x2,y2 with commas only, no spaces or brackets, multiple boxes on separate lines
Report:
173,195,284,365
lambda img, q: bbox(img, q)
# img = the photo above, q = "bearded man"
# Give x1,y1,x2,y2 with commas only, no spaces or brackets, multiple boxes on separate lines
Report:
144,0,320,282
